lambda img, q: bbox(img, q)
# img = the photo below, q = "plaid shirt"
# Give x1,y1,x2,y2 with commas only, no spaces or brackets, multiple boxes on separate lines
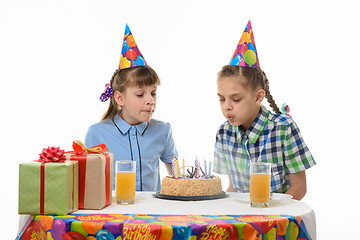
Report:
213,106,315,193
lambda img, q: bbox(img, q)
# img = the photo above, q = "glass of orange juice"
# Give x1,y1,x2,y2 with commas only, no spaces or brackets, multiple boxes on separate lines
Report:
250,162,271,208
116,160,136,205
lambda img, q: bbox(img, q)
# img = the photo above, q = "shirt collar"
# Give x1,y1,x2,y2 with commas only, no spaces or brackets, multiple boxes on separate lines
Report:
239,105,270,143
113,114,149,135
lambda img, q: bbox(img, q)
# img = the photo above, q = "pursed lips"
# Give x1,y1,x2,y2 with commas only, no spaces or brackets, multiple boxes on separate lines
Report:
227,115,233,120
142,108,153,113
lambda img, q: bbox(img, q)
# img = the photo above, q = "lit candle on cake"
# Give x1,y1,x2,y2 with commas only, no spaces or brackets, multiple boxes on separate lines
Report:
204,159,207,179
195,157,200,178
175,158,179,179
194,158,197,178
172,157,176,178
182,158,185,176
208,161,212,178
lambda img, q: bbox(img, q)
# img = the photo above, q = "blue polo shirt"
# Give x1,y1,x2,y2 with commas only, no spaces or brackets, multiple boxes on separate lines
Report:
85,114,178,191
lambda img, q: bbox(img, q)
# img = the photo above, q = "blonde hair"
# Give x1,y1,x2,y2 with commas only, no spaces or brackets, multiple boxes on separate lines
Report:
101,66,161,121
217,65,281,114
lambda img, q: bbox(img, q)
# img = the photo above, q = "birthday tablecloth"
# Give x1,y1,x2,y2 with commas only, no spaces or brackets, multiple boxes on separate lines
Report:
20,213,311,240
18,192,316,239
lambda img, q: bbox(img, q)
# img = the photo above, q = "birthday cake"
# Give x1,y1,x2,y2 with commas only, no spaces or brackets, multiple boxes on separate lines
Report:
159,158,223,197
159,176,222,197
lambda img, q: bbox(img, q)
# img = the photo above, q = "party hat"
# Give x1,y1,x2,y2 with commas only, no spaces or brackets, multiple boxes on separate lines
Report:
119,24,147,69
230,20,260,68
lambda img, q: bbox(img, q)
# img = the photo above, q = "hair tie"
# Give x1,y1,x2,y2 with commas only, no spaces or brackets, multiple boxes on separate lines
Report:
99,83,113,102
281,103,292,118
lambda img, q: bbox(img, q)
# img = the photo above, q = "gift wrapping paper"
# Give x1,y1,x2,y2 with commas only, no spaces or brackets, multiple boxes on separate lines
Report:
18,161,78,215
65,152,113,210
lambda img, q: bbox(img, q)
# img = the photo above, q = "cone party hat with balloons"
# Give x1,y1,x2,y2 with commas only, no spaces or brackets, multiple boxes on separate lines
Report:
230,20,260,68
100,24,148,102
119,24,147,70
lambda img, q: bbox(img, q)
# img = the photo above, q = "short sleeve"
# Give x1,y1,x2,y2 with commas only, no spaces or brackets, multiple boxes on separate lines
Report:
160,123,178,164
283,122,316,174
213,127,230,175
84,124,103,148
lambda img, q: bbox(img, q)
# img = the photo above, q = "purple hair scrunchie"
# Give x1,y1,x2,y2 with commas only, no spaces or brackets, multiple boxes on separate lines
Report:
100,83,113,102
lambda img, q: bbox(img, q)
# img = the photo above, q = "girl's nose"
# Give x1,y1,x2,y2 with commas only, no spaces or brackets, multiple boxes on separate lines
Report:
146,95,155,105
224,101,232,111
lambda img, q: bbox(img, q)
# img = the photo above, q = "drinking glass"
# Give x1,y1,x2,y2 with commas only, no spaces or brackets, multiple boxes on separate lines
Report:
250,162,271,207
116,160,136,205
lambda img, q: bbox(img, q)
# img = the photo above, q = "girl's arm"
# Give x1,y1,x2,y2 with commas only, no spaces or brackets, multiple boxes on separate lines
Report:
285,170,307,200
226,175,236,192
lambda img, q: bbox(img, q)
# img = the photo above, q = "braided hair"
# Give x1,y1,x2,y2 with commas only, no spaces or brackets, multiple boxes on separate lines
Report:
217,65,281,114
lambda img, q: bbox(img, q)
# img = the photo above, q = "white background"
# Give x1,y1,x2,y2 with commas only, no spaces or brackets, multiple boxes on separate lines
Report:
1,0,359,239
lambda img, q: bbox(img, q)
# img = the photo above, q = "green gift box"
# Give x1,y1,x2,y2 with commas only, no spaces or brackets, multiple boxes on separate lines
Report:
19,161,78,215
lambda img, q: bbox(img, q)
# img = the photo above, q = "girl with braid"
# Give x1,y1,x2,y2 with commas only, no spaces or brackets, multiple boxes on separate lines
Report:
213,21,315,200
85,25,177,192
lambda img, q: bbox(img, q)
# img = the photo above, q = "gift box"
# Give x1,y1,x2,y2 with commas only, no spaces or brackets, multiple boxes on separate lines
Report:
18,160,79,215
65,141,113,210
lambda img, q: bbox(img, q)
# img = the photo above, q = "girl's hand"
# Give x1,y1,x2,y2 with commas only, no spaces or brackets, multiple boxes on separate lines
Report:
226,175,236,192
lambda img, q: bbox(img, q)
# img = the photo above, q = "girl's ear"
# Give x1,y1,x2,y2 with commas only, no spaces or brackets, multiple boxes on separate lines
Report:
255,89,265,106
114,91,125,107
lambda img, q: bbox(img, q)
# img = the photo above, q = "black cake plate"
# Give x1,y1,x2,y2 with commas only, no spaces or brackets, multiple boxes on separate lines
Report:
154,191,228,201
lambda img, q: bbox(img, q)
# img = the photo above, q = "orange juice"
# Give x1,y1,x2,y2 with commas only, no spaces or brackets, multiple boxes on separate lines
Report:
250,173,270,203
116,171,135,200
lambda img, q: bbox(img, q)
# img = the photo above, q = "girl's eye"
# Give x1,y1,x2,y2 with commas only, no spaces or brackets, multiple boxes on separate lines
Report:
219,98,225,102
233,99,241,102
151,92,157,96
136,94,143,97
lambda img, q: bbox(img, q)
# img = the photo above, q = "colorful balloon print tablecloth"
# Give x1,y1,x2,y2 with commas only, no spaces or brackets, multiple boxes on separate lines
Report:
19,213,311,240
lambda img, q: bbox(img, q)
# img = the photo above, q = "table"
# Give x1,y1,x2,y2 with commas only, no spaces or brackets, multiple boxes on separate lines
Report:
18,192,316,240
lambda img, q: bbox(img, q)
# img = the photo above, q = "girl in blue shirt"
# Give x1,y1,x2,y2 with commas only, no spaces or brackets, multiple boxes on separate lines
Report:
85,25,177,191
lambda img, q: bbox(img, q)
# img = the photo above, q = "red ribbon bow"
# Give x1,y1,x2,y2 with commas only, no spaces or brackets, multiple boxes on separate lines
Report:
35,146,66,163
71,140,108,155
